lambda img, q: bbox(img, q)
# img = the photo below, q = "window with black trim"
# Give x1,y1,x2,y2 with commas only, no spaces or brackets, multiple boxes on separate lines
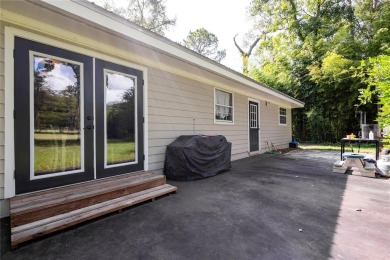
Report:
279,107,287,125
215,89,233,123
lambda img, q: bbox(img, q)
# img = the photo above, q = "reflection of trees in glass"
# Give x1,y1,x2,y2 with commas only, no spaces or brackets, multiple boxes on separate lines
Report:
34,58,80,133
33,57,82,174
106,84,135,141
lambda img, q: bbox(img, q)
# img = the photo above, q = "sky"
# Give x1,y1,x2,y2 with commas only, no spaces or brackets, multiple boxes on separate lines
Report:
90,0,254,72
34,57,77,91
164,0,253,72
106,72,134,103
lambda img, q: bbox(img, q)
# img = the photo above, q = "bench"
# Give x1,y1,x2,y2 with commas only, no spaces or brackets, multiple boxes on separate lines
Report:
332,153,376,178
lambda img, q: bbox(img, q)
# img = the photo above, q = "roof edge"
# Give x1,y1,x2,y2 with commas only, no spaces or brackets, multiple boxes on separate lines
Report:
40,0,304,108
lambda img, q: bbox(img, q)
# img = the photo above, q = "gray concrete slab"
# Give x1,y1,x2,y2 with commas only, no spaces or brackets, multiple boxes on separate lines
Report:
285,149,375,161
1,152,389,259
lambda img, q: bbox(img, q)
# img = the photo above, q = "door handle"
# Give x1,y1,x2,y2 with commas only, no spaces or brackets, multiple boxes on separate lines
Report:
85,125,94,130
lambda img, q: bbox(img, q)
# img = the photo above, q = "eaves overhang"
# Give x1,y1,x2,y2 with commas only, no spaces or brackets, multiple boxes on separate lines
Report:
36,0,304,108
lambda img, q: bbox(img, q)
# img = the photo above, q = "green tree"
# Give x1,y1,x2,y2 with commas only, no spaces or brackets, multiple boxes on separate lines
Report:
355,55,390,127
354,0,390,56
233,34,260,75
248,0,390,142
92,0,176,36
182,28,226,63
107,88,135,139
354,54,390,147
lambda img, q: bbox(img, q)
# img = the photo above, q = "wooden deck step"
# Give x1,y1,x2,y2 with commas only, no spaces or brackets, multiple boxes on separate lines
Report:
11,184,177,246
10,171,178,247
10,171,166,227
11,171,156,211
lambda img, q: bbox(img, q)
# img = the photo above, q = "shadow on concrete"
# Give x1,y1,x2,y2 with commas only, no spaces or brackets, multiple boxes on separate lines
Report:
1,154,350,259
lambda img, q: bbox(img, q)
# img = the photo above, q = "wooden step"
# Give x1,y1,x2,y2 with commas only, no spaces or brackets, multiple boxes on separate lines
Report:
11,171,155,210
11,184,177,246
10,171,166,227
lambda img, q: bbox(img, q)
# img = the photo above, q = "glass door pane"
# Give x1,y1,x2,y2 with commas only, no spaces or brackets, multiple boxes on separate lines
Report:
32,54,83,177
105,70,136,166
95,59,143,179
249,101,259,152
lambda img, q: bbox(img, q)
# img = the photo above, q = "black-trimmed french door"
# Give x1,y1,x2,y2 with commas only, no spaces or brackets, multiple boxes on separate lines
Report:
14,37,143,194
95,59,144,178
249,101,259,152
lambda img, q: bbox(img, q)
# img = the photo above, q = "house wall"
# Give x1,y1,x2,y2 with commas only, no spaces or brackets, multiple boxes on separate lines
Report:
147,68,248,172
146,67,292,173
260,103,292,150
0,1,294,217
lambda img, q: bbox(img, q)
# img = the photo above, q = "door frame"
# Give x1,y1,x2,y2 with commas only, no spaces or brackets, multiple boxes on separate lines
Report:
4,27,149,198
14,37,96,194
248,98,261,154
95,59,144,178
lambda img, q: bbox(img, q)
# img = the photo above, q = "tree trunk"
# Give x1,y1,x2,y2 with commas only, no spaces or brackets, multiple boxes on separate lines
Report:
233,35,260,76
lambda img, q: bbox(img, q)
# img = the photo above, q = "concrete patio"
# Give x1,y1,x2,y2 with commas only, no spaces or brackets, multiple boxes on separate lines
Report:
1,150,389,259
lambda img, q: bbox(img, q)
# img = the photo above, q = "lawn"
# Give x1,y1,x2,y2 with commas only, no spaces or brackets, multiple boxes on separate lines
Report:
34,130,80,139
34,143,81,175
106,140,135,165
34,139,135,174
299,142,377,153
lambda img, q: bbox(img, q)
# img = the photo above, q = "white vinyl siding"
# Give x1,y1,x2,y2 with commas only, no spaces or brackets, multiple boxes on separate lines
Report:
147,68,248,172
260,104,291,152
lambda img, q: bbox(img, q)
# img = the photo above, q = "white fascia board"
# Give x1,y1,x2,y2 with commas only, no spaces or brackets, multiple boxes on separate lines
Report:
40,0,304,108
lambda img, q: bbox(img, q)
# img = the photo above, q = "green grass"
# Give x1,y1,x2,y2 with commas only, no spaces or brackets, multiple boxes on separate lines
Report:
299,143,376,153
34,143,81,175
34,139,135,174
34,133,80,141
107,140,135,165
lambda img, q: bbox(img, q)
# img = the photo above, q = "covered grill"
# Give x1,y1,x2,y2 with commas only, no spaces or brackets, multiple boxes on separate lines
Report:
164,135,232,181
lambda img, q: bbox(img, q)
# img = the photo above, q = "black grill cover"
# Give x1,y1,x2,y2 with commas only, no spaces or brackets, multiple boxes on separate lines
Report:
164,135,232,181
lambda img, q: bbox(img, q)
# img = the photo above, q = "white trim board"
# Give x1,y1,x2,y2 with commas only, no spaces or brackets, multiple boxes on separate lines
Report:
214,87,234,125
278,106,288,126
4,27,15,198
